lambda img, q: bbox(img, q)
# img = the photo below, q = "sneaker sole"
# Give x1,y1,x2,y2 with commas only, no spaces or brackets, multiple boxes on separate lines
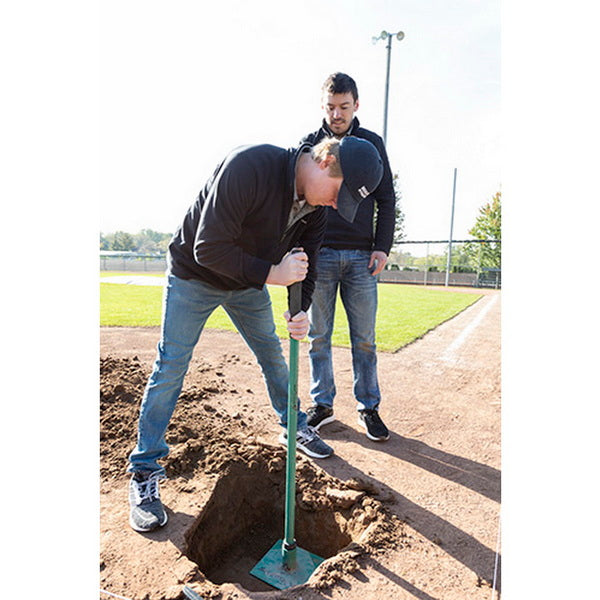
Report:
129,511,168,533
309,415,335,431
278,434,333,459
357,417,390,442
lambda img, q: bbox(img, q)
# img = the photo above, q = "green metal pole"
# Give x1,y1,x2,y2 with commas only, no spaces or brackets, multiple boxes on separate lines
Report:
250,269,324,588
283,336,299,568
282,279,302,569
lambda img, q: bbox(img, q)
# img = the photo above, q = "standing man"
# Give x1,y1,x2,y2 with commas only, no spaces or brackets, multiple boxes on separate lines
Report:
127,135,383,532
301,72,396,442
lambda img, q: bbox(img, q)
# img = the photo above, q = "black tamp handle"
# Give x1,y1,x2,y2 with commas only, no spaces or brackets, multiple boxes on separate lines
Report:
288,249,303,318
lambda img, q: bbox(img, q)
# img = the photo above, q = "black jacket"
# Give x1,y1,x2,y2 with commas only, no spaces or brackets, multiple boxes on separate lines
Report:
300,118,396,254
167,143,326,311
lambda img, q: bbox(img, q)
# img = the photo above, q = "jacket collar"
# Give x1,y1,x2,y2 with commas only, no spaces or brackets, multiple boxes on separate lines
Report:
287,142,312,200
321,116,360,139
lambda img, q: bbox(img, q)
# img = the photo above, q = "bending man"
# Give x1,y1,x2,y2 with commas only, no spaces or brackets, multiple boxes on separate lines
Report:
127,135,383,532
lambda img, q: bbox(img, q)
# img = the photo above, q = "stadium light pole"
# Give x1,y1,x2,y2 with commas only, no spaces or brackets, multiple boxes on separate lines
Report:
371,30,405,144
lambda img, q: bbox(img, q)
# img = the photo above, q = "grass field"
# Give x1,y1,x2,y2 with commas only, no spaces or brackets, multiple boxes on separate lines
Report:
100,273,482,352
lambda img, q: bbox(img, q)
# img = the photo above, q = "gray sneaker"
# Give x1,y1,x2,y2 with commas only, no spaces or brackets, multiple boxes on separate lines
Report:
128,470,168,532
278,426,334,459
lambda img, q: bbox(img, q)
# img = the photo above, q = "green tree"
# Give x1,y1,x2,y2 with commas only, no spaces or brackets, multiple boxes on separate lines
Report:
135,229,172,253
391,173,406,246
448,243,477,272
100,229,172,253
468,191,501,269
111,230,135,251
156,237,171,253
373,172,405,258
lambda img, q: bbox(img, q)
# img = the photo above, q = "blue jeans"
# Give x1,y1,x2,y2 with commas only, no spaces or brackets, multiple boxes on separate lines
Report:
308,248,381,411
128,274,306,475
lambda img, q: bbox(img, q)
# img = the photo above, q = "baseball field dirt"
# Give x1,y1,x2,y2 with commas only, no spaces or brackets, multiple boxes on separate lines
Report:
100,286,501,600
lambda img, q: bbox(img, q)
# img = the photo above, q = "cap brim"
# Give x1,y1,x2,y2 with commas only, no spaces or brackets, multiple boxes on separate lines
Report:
336,182,361,223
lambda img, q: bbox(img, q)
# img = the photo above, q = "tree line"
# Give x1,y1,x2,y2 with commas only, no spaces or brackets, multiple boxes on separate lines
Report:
100,229,172,254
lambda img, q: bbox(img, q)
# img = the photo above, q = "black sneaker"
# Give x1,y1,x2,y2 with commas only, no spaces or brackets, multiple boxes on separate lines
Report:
306,405,335,431
128,470,168,532
358,409,390,441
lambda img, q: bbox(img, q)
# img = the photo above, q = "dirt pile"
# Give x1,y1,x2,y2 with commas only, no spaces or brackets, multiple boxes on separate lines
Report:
100,356,403,599
100,295,501,600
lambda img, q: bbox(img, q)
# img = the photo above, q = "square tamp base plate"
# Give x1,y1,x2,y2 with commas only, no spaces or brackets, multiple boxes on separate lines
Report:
250,539,324,590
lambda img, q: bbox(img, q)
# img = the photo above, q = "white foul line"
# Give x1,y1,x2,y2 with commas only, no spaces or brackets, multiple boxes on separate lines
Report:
440,294,499,363
101,275,166,286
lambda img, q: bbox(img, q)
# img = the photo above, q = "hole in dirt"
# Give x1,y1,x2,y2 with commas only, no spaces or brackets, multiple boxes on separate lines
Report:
184,458,361,592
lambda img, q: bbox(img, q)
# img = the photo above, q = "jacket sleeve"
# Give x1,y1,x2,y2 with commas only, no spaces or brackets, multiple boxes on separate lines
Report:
298,130,321,147
371,138,397,254
289,207,327,312
192,157,272,288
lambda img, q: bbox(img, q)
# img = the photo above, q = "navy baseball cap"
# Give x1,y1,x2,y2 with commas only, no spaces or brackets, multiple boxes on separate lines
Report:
337,136,384,223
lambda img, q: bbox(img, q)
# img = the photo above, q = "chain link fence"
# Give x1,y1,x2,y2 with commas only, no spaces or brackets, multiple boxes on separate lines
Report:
100,251,167,272
100,240,501,289
379,240,501,288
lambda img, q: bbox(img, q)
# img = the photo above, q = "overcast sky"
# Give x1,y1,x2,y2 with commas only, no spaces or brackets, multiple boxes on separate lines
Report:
99,0,501,244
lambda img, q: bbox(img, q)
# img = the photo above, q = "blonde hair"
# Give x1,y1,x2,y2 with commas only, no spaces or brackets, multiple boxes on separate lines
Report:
310,137,342,177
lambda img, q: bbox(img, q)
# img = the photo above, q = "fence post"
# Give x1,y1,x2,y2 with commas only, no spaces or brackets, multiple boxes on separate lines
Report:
445,168,457,287
424,243,429,286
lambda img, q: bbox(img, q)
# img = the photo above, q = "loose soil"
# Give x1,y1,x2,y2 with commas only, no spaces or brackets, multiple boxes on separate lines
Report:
100,286,501,600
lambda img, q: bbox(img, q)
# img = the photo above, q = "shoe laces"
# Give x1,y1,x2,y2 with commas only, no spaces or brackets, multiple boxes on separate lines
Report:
132,473,163,504
362,409,381,424
297,426,318,443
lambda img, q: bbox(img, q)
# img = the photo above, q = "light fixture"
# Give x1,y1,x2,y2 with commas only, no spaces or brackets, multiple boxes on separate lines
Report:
371,29,405,144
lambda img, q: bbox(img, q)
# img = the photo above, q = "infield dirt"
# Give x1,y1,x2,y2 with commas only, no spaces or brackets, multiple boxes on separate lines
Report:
100,286,501,600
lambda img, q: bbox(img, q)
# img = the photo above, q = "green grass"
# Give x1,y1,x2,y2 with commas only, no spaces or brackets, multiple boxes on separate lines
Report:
374,284,481,350
100,273,482,352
